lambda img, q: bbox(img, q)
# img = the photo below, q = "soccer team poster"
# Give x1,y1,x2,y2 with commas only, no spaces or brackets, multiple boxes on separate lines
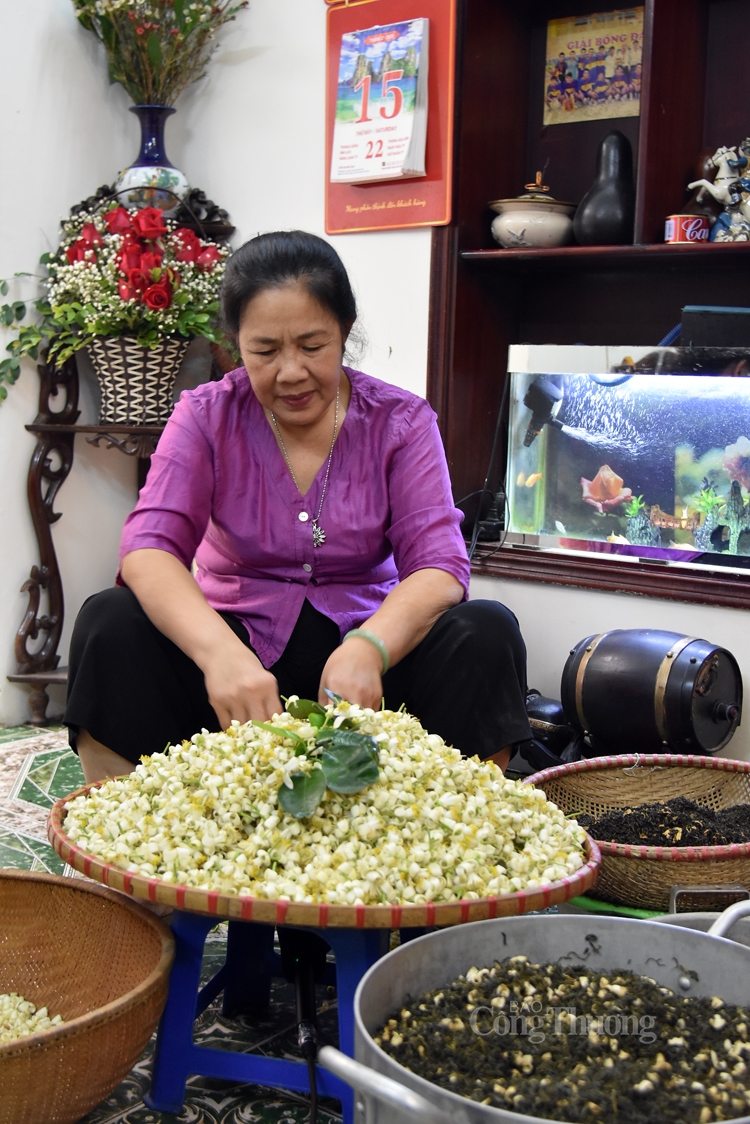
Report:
544,8,644,127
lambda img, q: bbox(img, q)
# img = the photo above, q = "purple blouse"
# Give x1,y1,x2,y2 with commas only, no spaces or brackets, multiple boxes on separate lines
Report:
119,366,470,668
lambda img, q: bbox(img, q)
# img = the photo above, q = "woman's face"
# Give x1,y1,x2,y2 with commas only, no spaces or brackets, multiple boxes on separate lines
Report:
238,281,347,429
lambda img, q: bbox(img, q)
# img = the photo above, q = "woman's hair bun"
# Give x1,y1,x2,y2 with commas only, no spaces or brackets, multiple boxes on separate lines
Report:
221,230,358,344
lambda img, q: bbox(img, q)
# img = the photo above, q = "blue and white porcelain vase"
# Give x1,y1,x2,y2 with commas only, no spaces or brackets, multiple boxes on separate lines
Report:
115,105,190,213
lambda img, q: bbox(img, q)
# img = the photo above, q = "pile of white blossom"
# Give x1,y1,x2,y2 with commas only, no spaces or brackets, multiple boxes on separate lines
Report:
0,993,64,1045
63,703,588,906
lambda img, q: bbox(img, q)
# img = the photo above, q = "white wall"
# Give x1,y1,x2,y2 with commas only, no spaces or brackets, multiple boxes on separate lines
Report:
471,575,750,761
2,1,748,764
0,0,432,724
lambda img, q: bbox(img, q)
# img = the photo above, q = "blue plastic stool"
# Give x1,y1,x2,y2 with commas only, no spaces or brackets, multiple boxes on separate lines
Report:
144,910,393,1122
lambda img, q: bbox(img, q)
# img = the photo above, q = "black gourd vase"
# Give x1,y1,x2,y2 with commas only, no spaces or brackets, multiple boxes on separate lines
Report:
573,130,635,245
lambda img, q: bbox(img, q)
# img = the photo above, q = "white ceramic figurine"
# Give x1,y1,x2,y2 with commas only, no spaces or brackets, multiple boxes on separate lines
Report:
688,140,750,241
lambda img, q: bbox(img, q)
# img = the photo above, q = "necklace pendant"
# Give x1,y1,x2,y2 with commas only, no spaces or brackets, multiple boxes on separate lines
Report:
312,522,326,548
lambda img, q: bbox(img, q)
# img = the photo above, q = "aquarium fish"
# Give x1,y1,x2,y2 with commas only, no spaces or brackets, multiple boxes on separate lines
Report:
581,464,633,514
555,521,567,535
607,533,630,544
525,473,543,487
516,471,526,487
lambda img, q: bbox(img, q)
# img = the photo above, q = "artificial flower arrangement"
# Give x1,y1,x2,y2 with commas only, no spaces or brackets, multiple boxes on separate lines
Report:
73,0,249,106
0,202,228,398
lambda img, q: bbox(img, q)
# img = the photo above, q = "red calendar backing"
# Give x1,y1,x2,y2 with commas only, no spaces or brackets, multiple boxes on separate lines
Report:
325,0,456,234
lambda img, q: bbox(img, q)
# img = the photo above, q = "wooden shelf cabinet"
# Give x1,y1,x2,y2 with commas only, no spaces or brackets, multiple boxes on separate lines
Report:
428,0,750,607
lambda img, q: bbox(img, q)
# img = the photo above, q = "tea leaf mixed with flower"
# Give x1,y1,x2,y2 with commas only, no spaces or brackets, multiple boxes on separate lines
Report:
72,0,249,106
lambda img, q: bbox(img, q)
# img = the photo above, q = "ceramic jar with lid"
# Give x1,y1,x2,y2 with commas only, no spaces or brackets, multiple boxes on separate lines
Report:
490,173,576,248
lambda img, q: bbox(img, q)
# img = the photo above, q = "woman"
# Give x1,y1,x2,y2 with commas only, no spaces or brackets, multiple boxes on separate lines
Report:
65,231,532,782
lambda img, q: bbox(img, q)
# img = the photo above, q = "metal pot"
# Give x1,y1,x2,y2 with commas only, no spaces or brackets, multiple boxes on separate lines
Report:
657,909,750,947
319,904,750,1124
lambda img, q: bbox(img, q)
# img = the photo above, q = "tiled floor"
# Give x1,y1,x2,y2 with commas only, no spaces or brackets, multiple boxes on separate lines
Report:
0,727,342,1124
0,726,76,875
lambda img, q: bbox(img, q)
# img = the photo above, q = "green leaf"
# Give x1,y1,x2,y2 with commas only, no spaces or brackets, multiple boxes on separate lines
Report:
173,0,186,26
0,282,7,296
12,302,26,320
100,15,116,52
286,698,326,720
278,769,327,819
321,737,380,795
147,31,163,69
252,720,308,748
316,729,378,757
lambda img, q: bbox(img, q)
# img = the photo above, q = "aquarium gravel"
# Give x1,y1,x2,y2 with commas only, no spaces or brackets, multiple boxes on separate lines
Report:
578,797,750,848
62,701,587,905
0,992,63,1044
375,955,750,1123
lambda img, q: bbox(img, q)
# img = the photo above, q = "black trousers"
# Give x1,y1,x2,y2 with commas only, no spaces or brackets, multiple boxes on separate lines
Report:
65,588,532,764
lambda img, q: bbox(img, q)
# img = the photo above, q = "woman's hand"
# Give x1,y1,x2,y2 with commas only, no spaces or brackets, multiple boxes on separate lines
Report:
203,642,283,729
319,636,383,710
121,548,284,727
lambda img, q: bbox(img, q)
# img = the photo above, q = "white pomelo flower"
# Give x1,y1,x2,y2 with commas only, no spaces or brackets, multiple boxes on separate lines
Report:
64,702,587,906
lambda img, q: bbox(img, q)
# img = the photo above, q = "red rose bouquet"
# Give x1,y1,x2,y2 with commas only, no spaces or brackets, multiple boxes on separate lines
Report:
0,203,229,397
44,203,229,363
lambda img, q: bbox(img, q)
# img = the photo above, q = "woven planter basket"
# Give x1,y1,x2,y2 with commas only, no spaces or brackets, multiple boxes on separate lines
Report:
48,783,601,928
0,870,174,1124
530,754,750,912
88,336,189,426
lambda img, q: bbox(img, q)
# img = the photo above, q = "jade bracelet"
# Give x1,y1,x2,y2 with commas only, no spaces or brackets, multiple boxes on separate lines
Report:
342,629,390,674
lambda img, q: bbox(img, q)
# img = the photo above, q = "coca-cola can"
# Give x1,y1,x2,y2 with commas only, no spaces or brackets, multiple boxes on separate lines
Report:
664,214,710,243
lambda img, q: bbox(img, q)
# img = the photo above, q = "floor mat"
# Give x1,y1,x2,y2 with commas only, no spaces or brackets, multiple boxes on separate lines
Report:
0,728,343,1123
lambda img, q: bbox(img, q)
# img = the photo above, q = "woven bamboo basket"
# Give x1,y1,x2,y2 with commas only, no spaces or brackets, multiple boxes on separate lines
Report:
530,754,750,912
0,870,174,1124
48,783,601,929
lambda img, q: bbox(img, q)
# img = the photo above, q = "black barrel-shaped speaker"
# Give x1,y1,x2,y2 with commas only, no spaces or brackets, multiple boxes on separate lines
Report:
560,629,743,754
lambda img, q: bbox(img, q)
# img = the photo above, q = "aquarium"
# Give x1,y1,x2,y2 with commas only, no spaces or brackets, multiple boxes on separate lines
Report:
507,349,750,563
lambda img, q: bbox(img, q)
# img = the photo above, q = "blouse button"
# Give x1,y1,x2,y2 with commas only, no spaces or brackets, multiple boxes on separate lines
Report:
298,511,309,522
303,563,312,573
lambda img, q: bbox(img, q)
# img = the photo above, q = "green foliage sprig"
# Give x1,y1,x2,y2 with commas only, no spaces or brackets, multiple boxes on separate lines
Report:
73,0,249,107
273,697,381,820
0,268,57,401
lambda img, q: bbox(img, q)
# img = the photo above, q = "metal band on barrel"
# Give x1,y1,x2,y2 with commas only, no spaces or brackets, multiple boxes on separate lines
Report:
654,635,697,744
574,632,608,732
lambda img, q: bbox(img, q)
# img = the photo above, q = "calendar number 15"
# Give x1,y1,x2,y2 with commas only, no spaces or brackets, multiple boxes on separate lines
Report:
354,70,404,124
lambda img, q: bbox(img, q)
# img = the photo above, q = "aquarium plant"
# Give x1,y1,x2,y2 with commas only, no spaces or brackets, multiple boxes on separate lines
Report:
623,495,660,547
692,483,726,552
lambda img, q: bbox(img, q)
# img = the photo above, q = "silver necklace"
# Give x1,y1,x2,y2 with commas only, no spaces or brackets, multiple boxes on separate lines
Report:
270,387,340,548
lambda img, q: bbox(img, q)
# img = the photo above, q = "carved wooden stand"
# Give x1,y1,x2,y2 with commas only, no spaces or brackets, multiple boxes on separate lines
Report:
8,353,162,724
7,185,234,725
